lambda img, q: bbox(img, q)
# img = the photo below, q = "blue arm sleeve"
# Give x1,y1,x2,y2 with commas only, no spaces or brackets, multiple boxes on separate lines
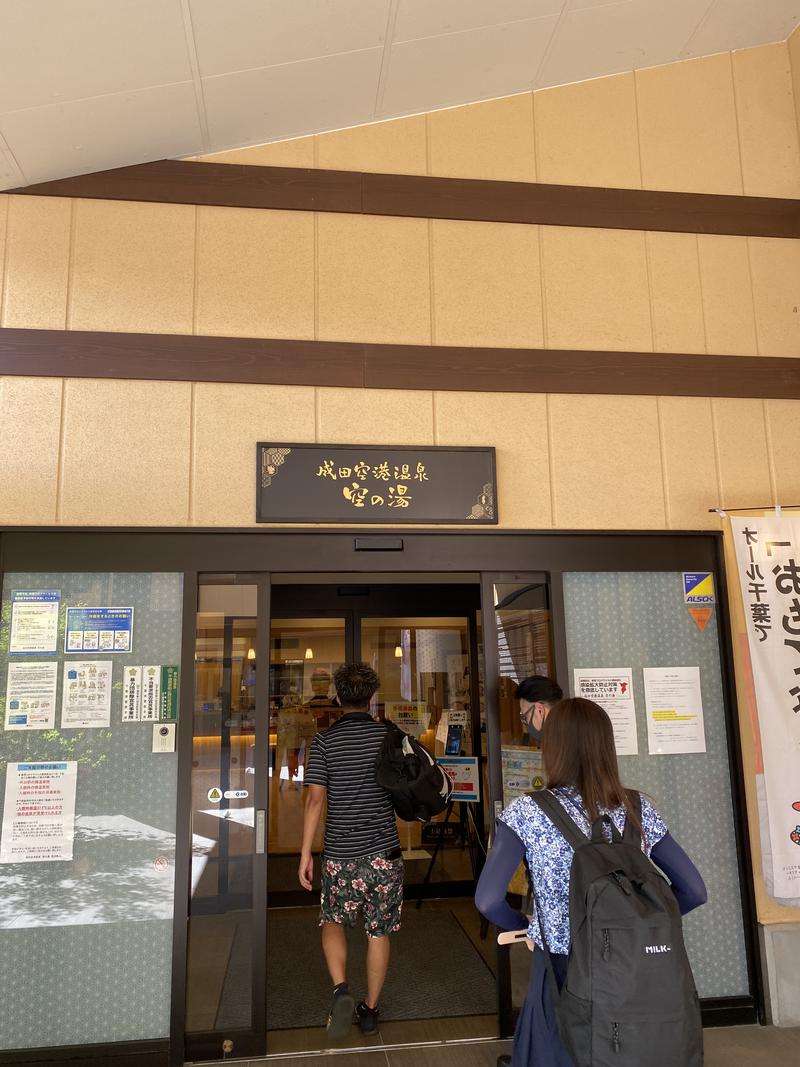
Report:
651,833,708,915
475,820,529,931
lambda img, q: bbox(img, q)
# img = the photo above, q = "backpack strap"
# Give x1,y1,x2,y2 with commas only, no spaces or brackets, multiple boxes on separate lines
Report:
528,789,589,851
623,789,643,847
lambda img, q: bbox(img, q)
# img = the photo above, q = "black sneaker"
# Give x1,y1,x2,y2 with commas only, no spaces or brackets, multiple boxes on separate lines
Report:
497,1057,512,1067
356,1000,380,1035
326,984,354,1040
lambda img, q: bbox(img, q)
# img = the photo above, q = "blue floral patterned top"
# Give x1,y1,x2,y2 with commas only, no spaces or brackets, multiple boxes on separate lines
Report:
498,787,668,953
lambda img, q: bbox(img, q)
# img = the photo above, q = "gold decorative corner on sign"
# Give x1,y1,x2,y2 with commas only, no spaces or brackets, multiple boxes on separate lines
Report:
261,447,291,491
466,483,495,521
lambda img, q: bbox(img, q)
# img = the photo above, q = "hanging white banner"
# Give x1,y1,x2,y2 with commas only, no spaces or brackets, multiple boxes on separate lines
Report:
731,516,800,903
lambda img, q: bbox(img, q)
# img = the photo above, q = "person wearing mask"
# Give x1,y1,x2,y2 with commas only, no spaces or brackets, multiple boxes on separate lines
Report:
516,675,563,747
476,697,707,1067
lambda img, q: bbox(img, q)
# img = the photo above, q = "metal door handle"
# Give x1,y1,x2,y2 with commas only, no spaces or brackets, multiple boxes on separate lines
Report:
255,809,266,854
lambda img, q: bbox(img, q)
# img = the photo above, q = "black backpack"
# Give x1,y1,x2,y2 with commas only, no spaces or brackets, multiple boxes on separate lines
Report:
529,789,703,1067
375,721,453,822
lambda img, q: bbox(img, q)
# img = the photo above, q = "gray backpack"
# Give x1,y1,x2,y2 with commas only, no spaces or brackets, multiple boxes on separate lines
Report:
529,789,703,1067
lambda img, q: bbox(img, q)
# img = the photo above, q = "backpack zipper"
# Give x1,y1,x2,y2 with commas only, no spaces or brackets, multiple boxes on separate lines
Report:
602,928,610,960
612,1021,620,1053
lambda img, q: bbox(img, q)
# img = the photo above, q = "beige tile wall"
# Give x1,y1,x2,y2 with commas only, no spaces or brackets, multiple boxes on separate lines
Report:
2,192,796,357
197,41,800,200
1,375,795,532
0,35,798,533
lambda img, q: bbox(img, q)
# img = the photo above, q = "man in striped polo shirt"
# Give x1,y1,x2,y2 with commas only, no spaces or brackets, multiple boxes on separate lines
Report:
299,662,403,1039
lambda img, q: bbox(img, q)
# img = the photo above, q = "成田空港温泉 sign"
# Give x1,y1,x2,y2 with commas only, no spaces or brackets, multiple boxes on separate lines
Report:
256,444,496,524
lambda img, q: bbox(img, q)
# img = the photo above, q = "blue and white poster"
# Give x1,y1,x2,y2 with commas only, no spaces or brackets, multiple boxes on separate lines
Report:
438,756,480,802
64,607,134,654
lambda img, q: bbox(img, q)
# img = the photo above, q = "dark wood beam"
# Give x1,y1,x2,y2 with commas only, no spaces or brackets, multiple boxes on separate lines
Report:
9,160,800,239
1,327,798,400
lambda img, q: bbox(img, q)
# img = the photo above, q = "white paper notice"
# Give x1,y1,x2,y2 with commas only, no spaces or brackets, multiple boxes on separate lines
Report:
141,666,161,722
644,666,706,755
61,661,112,729
0,761,77,863
573,668,639,756
9,590,60,654
4,662,59,731
122,666,142,722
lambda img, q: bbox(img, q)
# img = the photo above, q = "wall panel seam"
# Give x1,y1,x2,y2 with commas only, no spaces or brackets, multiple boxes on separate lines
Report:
743,237,762,356
728,50,748,197
65,198,77,331
0,195,9,326
54,378,68,524
655,396,672,530
545,393,557,527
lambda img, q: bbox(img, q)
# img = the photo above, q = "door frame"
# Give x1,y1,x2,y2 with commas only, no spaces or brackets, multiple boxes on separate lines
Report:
0,527,764,1067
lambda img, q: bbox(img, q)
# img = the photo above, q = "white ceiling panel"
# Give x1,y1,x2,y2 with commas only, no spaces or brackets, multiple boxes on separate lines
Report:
0,0,192,112
189,0,391,78
1,0,798,189
0,143,24,188
537,0,715,88
381,15,560,116
202,47,384,149
393,0,564,43
682,0,800,59
0,83,203,185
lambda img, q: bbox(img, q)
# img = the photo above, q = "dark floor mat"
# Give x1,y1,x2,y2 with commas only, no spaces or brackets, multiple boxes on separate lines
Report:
215,906,497,1031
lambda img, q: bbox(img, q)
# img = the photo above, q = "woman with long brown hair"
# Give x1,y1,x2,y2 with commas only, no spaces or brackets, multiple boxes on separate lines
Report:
476,697,707,1067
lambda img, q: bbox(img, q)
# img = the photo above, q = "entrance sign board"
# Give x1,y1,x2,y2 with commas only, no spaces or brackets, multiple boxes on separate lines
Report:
257,444,497,524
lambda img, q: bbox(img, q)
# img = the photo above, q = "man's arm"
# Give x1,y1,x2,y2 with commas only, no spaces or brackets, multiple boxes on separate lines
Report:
298,784,326,890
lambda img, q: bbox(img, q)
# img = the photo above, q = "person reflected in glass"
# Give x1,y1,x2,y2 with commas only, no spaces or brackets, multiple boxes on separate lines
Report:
305,666,341,730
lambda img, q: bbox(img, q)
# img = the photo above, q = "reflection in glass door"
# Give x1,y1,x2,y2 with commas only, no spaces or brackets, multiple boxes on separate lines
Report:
267,618,346,887
185,577,267,1063
481,573,556,1031
360,615,484,890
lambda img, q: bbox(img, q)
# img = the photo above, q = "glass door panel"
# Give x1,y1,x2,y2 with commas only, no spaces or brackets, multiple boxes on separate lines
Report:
360,616,479,886
562,571,749,1002
186,579,266,1061
482,574,555,1028
267,618,346,864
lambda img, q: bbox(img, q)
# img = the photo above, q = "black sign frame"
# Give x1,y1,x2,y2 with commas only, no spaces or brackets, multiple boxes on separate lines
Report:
256,443,497,525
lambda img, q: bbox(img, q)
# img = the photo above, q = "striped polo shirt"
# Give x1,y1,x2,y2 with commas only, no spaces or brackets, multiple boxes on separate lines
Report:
304,711,400,860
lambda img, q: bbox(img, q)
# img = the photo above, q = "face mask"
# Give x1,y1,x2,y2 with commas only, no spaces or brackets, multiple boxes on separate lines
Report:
525,721,542,744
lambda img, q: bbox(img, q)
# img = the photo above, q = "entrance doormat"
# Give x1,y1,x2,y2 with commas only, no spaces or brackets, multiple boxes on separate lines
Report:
215,906,497,1031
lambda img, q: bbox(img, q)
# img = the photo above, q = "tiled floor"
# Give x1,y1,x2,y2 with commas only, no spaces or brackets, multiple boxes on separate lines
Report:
194,1024,800,1067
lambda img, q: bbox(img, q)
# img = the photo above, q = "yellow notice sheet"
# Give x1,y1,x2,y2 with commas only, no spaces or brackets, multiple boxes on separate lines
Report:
643,666,706,755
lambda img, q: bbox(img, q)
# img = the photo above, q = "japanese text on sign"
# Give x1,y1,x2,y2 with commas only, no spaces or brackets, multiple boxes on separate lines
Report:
732,516,800,903
316,458,429,510
740,524,800,711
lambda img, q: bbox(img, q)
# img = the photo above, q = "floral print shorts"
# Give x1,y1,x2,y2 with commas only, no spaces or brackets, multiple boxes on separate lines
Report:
319,853,404,938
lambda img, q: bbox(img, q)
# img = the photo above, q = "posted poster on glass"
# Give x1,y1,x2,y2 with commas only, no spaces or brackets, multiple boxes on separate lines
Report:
0,762,78,864
4,662,59,730
61,661,112,729
9,590,60,654
573,667,639,755
643,666,706,755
